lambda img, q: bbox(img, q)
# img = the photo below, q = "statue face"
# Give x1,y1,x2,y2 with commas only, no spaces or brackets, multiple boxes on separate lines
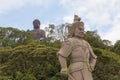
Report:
33,19,40,29
74,25,84,38
33,21,40,28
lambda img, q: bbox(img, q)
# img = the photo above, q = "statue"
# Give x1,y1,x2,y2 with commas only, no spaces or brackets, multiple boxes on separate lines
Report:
29,19,45,40
68,15,81,37
57,20,97,80
73,15,81,22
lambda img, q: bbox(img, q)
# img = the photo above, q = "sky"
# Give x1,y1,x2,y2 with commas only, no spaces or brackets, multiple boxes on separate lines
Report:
0,0,120,44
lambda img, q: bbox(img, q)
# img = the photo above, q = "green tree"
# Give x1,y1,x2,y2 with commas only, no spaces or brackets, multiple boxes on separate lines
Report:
45,23,68,42
113,40,120,55
0,47,12,64
0,27,33,47
93,48,120,80
84,30,105,49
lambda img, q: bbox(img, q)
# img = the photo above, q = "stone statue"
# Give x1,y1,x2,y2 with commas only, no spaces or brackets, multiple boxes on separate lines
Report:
29,19,45,40
68,15,81,37
57,21,97,80
74,15,81,22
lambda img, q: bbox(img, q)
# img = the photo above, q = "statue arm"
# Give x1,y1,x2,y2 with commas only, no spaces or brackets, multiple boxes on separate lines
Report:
58,55,68,75
57,39,72,75
88,43,97,71
89,56,97,71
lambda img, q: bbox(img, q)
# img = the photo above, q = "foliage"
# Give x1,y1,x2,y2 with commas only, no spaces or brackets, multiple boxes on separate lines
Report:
113,40,120,55
0,42,120,80
93,48,120,80
0,76,12,80
0,27,34,47
0,47,12,64
15,71,37,80
0,42,67,80
84,30,106,49
45,23,68,42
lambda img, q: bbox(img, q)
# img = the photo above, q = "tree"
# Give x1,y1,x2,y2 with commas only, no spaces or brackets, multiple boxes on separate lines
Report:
102,39,113,50
84,30,105,49
0,42,63,79
93,48,120,80
45,23,69,42
56,23,68,41
0,27,34,47
113,40,120,55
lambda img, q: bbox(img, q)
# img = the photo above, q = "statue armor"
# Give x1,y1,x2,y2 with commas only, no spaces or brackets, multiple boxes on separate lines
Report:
58,37,97,80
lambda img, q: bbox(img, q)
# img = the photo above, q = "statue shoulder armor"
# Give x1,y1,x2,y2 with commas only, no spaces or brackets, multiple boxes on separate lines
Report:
66,38,79,48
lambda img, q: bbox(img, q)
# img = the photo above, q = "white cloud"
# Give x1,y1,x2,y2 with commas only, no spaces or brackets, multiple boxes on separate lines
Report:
0,0,53,14
63,15,73,23
59,0,120,44
102,14,120,44
0,0,26,13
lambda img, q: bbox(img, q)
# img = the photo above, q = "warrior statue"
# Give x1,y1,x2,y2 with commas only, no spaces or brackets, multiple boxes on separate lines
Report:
57,18,97,80
29,19,45,40
74,15,81,22
68,15,81,37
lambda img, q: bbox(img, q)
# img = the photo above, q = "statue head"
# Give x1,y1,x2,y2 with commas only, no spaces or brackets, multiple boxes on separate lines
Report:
74,15,81,22
33,19,41,29
70,21,84,38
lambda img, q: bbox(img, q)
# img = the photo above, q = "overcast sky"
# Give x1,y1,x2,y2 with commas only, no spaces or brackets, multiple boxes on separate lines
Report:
0,0,120,44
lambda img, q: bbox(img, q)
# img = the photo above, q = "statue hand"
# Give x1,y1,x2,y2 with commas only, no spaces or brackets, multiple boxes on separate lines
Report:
90,64,95,71
60,68,68,75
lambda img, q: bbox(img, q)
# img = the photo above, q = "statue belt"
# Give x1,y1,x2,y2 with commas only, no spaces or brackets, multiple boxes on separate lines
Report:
71,58,89,63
